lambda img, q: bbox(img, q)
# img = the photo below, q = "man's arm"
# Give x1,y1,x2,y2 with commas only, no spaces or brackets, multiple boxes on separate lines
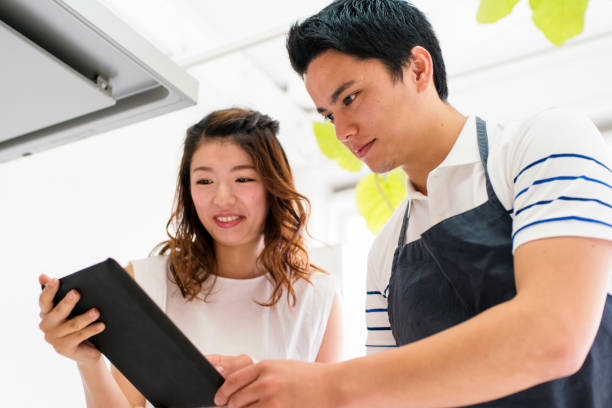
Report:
215,236,612,408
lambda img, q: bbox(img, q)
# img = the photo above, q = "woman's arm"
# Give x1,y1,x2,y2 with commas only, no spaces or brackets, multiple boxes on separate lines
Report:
38,265,146,408
316,291,344,363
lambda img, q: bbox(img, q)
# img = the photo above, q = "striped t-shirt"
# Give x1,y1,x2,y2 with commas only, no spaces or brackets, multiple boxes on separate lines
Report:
366,109,612,353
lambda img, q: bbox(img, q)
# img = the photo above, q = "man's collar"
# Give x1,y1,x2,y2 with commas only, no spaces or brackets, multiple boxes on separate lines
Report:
435,116,479,169
403,116,480,200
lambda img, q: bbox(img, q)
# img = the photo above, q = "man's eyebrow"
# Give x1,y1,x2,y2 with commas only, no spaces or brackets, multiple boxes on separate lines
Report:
330,80,356,104
316,80,356,114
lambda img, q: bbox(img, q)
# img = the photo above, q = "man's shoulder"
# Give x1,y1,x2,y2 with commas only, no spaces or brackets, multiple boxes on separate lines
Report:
486,108,603,175
491,108,597,146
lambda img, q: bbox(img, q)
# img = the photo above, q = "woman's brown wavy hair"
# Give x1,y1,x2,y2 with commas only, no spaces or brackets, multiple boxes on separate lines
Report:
156,107,324,306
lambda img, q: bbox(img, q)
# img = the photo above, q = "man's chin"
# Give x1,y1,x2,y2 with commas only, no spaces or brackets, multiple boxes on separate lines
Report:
365,159,397,175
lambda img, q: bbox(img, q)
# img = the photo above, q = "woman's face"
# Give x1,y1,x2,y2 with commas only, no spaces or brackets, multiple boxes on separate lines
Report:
189,140,268,249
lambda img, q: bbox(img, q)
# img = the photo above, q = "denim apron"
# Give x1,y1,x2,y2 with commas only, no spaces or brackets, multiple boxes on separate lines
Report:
387,117,612,406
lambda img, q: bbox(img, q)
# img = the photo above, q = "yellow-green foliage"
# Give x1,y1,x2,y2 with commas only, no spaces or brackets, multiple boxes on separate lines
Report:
356,170,407,234
477,0,590,46
477,0,520,23
313,121,362,172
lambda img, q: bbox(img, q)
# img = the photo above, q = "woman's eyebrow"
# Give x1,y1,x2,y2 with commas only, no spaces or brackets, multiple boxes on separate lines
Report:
230,165,256,172
192,164,255,173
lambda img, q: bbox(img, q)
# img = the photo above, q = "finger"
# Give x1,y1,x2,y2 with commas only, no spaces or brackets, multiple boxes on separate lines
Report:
223,381,263,408
39,274,52,286
49,308,100,339
40,289,80,331
38,277,60,315
205,353,221,366
205,354,227,378
214,364,260,407
56,322,105,351
212,354,254,378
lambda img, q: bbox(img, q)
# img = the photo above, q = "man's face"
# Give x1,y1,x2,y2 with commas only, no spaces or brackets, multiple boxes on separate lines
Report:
304,49,427,174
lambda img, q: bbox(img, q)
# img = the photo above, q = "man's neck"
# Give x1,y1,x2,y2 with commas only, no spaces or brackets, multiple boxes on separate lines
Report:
402,103,467,195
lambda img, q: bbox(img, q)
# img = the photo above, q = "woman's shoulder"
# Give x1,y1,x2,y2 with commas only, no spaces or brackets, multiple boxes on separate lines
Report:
128,255,169,310
129,254,168,271
294,270,338,299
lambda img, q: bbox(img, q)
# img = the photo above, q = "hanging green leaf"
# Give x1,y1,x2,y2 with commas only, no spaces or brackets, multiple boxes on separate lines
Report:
476,0,520,23
313,121,362,172
529,0,589,46
356,169,407,234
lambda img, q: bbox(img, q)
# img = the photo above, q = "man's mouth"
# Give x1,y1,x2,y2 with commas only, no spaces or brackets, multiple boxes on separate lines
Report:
354,139,375,158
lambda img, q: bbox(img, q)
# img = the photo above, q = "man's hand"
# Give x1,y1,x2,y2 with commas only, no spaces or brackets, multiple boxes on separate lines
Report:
214,360,340,408
206,354,255,379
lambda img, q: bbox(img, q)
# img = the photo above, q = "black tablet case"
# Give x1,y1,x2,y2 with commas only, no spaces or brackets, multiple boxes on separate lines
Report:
49,258,225,408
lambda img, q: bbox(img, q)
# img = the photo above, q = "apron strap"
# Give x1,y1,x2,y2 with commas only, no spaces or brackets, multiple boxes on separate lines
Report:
476,116,496,200
396,117,493,251
396,200,411,248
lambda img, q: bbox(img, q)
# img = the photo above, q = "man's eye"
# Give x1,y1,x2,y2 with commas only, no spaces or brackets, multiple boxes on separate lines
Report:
324,113,334,123
343,92,357,106
196,179,212,185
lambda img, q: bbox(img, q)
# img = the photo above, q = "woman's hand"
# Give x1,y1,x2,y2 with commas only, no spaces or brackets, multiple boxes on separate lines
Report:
38,274,106,366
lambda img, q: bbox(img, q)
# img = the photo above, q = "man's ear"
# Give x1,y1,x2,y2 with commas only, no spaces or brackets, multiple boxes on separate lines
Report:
405,46,433,92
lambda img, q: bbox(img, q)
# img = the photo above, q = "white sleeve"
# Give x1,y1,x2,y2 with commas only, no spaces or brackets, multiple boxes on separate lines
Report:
130,256,168,312
504,109,612,252
365,247,396,355
309,272,339,360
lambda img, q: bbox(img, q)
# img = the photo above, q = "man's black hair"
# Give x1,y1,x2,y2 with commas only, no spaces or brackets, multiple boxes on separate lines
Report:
286,0,448,100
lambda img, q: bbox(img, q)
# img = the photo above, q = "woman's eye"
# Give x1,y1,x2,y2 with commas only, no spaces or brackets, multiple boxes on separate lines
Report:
196,179,212,185
236,177,254,183
324,113,334,123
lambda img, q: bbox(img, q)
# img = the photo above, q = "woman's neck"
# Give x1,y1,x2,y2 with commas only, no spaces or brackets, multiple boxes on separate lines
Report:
214,236,265,279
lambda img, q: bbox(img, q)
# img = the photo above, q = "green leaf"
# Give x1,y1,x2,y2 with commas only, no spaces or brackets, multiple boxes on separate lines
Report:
355,169,407,234
477,0,520,23
313,121,362,172
529,0,589,46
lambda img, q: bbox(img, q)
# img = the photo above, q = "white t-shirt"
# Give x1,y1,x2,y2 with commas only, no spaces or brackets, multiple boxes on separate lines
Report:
130,255,337,406
366,109,612,353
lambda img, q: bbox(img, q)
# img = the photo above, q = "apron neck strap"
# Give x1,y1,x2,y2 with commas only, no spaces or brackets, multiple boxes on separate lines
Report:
476,116,495,200
395,117,493,249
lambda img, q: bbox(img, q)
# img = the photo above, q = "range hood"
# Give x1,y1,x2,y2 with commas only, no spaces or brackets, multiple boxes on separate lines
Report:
0,0,198,163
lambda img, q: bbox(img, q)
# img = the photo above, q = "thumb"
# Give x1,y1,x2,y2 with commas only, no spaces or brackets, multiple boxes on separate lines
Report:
39,274,52,286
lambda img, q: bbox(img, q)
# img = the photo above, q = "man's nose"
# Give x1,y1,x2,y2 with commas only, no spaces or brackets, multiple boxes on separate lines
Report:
334,115,356,142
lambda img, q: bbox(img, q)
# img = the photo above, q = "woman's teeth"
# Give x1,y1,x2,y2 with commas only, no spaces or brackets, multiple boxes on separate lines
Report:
217,215,240,222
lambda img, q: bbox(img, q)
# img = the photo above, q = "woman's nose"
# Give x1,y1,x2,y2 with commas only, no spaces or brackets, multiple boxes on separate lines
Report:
213,184,236,207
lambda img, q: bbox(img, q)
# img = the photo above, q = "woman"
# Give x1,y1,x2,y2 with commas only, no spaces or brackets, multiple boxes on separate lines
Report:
38,108,343,407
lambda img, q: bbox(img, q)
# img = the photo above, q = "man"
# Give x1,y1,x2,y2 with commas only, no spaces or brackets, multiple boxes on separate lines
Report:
212,1,612,406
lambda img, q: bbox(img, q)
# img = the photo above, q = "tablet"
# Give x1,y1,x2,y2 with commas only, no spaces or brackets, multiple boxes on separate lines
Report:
48,258,225,408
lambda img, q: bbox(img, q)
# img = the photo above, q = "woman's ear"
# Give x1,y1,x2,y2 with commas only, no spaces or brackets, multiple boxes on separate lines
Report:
405,45,433,93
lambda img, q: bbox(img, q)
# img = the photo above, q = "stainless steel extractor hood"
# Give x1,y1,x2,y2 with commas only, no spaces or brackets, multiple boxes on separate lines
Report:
0,0,198,163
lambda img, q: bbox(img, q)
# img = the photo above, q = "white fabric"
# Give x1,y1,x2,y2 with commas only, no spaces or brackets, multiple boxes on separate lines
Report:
130,255,337,407
366,109,612,354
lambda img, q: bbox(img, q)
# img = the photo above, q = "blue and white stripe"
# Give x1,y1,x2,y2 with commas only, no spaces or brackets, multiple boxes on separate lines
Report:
365,289,396,354
511,153,612,243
